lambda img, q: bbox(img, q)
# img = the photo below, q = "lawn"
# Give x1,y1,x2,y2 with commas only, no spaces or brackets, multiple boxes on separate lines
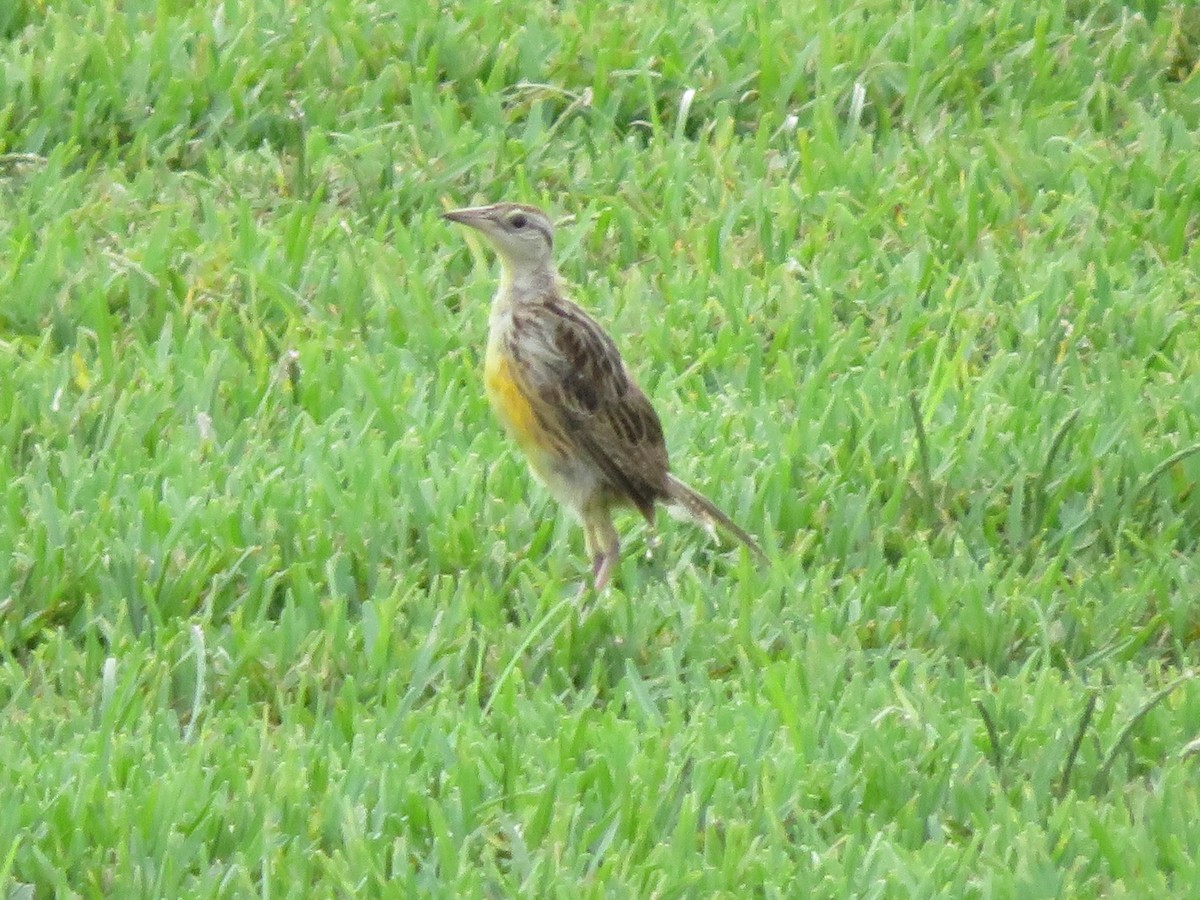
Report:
2,0,1199,895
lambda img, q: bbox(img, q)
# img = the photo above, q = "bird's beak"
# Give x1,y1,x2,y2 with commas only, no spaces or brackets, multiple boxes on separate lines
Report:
441,206,491,230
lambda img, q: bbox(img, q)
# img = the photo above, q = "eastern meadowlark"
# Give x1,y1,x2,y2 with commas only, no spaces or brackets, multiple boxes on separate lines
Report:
443,202,765,590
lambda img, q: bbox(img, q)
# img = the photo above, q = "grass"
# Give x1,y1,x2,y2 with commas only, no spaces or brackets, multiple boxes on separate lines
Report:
2,0,1199,894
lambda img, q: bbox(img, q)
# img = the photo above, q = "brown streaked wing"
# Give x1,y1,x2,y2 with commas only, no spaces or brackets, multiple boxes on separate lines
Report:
523,295,669,520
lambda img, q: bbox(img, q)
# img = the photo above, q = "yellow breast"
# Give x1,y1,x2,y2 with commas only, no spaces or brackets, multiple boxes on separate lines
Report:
484,346,548,455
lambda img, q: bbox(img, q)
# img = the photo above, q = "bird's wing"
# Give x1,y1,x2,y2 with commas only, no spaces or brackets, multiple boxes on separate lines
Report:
517,294,669,520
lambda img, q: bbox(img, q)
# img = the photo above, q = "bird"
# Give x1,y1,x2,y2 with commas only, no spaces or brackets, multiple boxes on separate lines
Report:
442,201,765,590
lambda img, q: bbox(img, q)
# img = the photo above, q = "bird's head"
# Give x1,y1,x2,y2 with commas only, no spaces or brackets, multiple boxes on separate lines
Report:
442,203,555,275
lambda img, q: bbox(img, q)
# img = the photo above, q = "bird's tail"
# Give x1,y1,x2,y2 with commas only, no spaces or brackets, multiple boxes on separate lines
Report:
664,474,767,563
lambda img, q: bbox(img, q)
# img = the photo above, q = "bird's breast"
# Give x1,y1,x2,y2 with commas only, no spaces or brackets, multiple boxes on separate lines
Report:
484,337,546,455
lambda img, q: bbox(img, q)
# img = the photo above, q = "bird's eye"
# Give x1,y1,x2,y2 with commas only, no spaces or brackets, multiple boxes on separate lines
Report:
510,213,527,229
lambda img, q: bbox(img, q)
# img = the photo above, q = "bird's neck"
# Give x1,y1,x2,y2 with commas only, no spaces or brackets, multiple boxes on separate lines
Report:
496,260,558,308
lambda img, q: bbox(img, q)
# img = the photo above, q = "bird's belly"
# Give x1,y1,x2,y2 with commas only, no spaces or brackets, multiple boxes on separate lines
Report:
483,346,598,513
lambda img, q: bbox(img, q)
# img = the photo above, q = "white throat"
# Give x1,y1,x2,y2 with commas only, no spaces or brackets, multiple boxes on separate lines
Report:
496,258,557,305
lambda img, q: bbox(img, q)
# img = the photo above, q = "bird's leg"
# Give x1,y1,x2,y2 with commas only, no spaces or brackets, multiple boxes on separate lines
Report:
590,515,621,592
592,548,616,591
574,519,602,597
578,521,595,597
